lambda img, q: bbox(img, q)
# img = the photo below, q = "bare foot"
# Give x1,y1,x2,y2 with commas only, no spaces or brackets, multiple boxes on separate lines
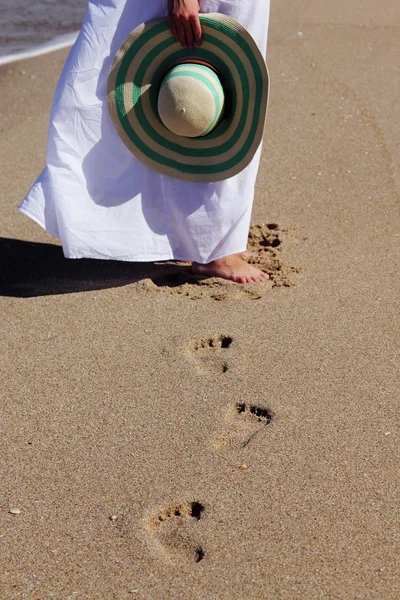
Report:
178,250,256,266
192,254,269,284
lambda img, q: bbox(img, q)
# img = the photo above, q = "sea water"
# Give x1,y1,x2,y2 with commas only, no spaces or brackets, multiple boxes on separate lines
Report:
0,0,86,60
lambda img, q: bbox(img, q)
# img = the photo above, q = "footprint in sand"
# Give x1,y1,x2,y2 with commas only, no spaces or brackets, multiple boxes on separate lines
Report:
189,334,234,374
147,501,206,564
213,401,273,455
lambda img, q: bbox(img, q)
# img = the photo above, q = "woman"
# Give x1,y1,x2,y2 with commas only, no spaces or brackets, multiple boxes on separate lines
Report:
19,0,271,284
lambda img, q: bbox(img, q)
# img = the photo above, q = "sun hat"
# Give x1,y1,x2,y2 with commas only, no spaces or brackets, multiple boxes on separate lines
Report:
107,13,269,183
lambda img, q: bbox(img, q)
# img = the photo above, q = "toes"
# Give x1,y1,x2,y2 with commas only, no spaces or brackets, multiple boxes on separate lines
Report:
233,272,268,284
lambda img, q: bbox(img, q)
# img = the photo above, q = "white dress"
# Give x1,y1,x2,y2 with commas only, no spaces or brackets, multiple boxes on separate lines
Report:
19,0,270,263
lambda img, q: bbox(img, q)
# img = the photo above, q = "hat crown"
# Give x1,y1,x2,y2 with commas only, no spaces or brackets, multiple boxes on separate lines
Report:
157,63,225,138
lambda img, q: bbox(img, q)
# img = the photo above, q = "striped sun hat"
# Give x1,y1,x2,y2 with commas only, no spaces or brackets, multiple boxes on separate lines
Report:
107,14,269,183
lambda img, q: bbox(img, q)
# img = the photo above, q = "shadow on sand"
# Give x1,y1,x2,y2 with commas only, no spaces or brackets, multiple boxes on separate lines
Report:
0,238,197,298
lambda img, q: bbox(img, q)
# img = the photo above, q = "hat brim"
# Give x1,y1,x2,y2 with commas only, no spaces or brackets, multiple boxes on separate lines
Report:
107,14,269,183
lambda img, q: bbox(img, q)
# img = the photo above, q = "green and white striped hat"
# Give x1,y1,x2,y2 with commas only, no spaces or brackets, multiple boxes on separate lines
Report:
107,14,269,183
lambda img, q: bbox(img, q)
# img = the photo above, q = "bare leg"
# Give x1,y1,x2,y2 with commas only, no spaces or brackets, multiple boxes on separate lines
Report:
192,254,269,284
239,249,257,260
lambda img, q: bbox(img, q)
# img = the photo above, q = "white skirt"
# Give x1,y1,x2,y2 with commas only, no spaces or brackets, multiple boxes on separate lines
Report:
19,0,270,263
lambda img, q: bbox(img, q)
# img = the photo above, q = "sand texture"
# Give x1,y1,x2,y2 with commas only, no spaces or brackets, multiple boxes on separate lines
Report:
0,1,399,598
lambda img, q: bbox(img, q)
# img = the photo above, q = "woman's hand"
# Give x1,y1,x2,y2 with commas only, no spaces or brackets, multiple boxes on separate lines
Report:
168,0,202,49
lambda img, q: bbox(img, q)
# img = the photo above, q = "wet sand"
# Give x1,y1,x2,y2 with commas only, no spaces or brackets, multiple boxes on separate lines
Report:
0,0,399,598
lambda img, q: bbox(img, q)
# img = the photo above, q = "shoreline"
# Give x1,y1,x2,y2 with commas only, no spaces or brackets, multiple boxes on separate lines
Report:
0,31,78,66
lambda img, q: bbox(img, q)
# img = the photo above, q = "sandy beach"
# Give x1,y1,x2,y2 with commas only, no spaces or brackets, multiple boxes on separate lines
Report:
0,0,399,598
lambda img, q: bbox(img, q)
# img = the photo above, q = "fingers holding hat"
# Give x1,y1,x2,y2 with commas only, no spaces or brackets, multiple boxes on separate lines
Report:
168,0,202,49
190,14,203,47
